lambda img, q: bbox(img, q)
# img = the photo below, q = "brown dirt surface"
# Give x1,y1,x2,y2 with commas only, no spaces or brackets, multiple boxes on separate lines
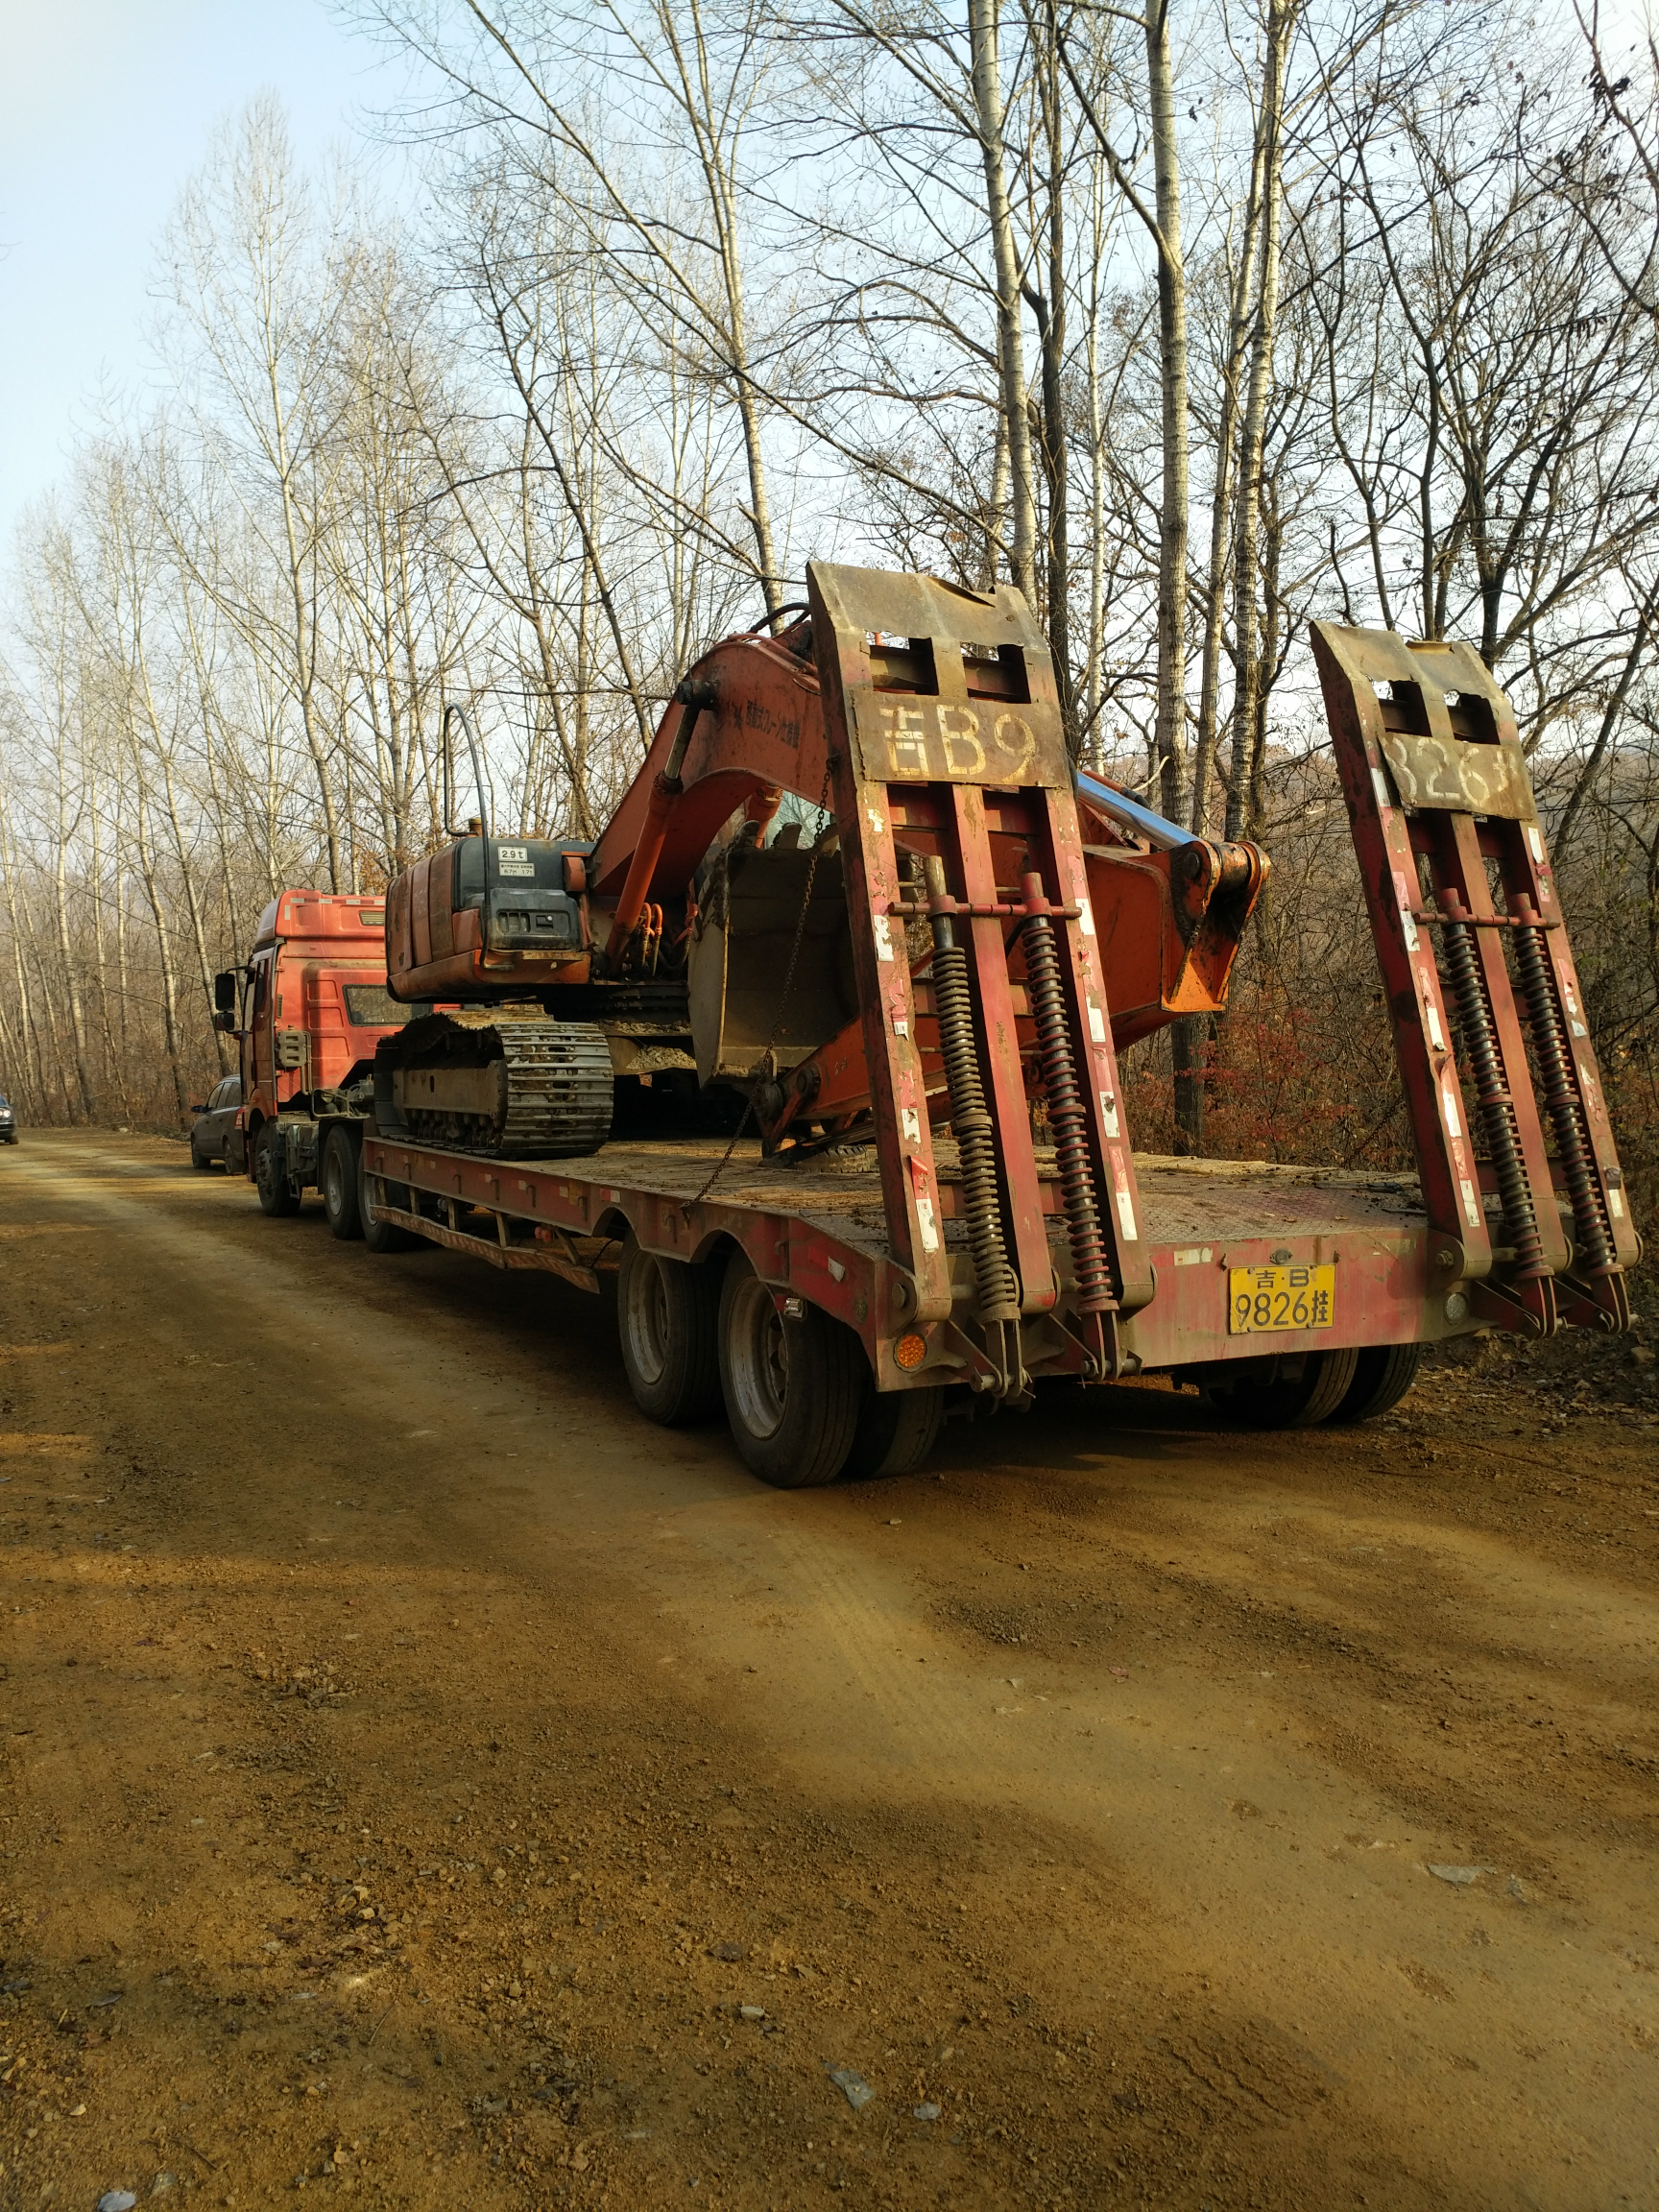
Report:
1,1130,1656,2212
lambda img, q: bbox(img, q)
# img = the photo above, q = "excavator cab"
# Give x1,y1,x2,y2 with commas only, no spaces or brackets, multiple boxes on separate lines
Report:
385,834,595,1002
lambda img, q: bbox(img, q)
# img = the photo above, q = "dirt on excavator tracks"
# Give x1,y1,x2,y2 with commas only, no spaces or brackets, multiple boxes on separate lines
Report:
1,1130,1655,2212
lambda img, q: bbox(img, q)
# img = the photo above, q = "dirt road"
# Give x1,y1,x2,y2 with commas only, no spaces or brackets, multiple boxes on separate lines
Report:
1,1131,1655,2212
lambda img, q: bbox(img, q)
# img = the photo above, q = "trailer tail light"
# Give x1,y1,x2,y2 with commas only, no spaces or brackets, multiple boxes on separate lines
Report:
894,1332,927,1371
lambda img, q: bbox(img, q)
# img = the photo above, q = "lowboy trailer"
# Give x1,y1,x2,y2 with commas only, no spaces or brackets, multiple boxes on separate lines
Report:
357,1128,1477,1477
320,564,1633,1488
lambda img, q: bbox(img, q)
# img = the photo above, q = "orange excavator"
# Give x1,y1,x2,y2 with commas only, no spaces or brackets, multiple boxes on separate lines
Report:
378,565,1264,1176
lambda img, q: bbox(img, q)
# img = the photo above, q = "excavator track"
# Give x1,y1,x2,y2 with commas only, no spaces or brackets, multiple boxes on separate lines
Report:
375,1011,613,1160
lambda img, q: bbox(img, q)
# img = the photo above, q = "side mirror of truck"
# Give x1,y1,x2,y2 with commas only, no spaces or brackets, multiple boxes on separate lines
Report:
213,970,239,1016
212,1010,237,1034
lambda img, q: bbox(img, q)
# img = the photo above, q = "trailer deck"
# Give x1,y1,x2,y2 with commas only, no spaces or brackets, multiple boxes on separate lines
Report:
363,1130,1469,1392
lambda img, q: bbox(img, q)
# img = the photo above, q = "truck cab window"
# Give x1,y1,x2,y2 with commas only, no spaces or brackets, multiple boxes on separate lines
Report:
343,985,413,1027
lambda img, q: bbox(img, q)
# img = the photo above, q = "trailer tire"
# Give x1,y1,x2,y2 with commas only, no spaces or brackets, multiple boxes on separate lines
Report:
323,1125,364,1241
1213,1345,1360,1429
359,1148,418,1254
842,1380,944,1480
253,1121,299,1217
1326,1340,1422,1425
717,1254,863,1488
616,1234,722,1426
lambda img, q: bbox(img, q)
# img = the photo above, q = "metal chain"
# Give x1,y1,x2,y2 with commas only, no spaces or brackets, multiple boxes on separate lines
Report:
686,757,836,1210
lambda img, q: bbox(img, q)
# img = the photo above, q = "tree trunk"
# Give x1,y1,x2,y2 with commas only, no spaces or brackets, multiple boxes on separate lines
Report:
129,773,190,1126
51,800,96,1121
267,359,344,894
1190,132,1268,835
983,409,1011,593
1028,0,1078,746
1143,0,1200,1144
969,0,1039,601
0,785,47,1120
88,788,132,1122
1145,0,1191,830
1085,155,1108,759
1225,0,1291,844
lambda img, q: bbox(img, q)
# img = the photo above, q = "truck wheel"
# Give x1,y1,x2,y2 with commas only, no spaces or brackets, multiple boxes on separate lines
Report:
252,1122,298,1217
616,1234,721,1426
1326,1341,1423,1424
717,1254,863,1488
323,1125,364,1241
358,1149,419,1254
842,1380,944,1480
1212,1345,1360,1430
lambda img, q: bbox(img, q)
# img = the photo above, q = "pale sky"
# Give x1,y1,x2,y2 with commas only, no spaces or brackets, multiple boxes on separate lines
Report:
0,0,418,546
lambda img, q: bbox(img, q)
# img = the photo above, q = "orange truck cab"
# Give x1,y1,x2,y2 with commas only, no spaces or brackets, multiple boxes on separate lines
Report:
214,889,416,1208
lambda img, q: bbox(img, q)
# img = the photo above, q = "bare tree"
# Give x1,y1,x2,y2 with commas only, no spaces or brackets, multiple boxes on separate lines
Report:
162,98,359,890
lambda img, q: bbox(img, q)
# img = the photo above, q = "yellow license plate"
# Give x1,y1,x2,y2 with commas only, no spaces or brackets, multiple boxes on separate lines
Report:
1228,1263,1335,1335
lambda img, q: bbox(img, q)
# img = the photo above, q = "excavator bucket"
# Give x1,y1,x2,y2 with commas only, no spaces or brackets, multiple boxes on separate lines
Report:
686,841,858,1088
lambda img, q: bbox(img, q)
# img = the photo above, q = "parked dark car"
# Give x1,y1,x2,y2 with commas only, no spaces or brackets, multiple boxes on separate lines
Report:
189,1075,242,1169
0,1094,16,1144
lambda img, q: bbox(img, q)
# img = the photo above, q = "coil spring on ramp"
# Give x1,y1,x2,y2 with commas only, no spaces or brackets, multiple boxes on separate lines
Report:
1438,894,1549,1281
1509,899,1616,1277
923,860,1019,1327
1019,871,1117,1315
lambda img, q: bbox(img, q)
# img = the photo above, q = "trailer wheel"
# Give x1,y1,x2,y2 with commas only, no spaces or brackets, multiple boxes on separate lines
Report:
717,1254,863,1488
616,1234,721,1426
1212,1345,1360,1429
1326,1341,1422,1425
842,1380,944,1480
359,1148,418,1254
252,1122,298,1217
323,1125,364,1241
